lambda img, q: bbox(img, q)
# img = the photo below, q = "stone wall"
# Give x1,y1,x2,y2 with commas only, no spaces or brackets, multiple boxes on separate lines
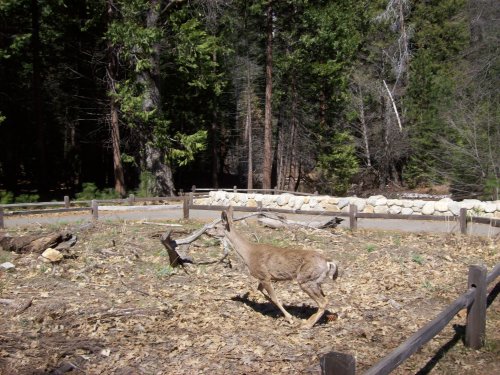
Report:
194,191,500,218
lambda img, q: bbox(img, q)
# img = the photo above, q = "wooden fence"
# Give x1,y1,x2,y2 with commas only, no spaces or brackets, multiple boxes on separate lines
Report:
1,189,499,233
320,263,500,375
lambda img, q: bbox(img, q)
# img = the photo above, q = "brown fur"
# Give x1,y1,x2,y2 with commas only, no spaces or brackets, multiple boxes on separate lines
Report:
221,206,338,328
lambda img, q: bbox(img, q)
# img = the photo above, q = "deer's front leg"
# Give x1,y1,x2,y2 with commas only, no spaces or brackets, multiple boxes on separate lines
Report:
258,281,294,324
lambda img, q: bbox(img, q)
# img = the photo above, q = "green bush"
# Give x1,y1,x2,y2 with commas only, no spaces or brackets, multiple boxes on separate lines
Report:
14,193,40,203
135,171,154,197
0,190,14,204
75,182,120,200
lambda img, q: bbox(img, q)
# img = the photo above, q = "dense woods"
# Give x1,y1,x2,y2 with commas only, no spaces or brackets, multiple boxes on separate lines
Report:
0,0,498,201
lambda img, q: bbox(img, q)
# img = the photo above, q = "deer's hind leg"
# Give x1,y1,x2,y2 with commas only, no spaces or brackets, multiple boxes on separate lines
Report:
298,281,328,329
258,281,294,324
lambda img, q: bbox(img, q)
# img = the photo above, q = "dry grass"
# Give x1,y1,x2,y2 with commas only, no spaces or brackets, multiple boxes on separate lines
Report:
0,218,499,374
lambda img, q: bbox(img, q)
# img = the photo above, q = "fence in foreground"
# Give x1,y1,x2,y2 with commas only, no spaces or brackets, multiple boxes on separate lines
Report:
320,263,500,375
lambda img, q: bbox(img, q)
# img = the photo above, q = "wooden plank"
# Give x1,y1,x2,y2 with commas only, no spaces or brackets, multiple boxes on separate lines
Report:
0,207,4,229
320,352,355,375
128,194,135,205
470,216,500,227
466,264,487,349
183,196,190,219
459,208,467,234
64,196,70,208
8,207,90,216
356,212,457,222
364,289,474,375
486,263,500,285
1,201,67,208
189,205,350,217
133,196,181,202
349,204,358,231
91,200,98,221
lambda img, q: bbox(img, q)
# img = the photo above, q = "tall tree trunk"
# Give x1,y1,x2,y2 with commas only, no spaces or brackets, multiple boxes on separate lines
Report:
358,87,372,167
110,99,125,196
139,0,175,196
210,51,219,188
107,0,126,197
31,0,47,194
287,78,299,191
262,1,273,189
246,89,253,190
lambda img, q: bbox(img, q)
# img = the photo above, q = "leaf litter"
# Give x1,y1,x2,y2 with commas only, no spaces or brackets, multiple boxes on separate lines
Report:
0,219,499,374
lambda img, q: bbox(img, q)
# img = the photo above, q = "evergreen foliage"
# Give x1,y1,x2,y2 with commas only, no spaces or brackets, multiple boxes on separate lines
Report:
0,0,497,199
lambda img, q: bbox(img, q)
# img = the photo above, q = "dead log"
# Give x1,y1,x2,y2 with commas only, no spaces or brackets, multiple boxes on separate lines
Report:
258,215,343,229
0,232,76,254
160,218,225,268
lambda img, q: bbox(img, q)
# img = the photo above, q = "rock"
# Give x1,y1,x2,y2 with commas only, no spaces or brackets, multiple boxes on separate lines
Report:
448,201,461,216
367,195,384,206
0,262,15,270
375,197,388,206
484,202,497,213
40,248,63,263
352,198,366,211
327,197,339,205
364,205,374,213
323,203,340,212
401,207,413,215
247,199,258,208
422,202,435,215
389,206,402,214
412,200,425,209
402,200,413,208
309,197,318,208
276,194,292,206
374,205,389,214
293,196,305,210
338,198,350,209
461,199,480,210
435,199,450,212
215,190,226,201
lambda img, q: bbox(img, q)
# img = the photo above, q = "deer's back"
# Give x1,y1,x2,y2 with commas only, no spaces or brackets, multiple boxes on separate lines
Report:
248,245,329,282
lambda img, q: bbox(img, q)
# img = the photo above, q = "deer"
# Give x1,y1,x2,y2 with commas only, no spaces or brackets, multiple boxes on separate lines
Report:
221,206,338,329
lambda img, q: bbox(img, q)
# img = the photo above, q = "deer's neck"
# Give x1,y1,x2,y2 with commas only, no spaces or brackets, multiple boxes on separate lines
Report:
225,227,255,264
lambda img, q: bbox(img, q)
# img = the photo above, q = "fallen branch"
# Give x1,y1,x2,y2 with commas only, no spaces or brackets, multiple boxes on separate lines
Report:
258,215,343,229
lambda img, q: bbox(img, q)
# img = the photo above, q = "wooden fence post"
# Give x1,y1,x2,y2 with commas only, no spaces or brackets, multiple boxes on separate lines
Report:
91,200,98,221
233,185,237,193
349,204,358,231
191,185,196,193
274,186,278,195
459,208,467,235
465,264,487,349
0,207,4,229
64,195,70,208
320,352,355,375
183,195,190,220
128,194,135,205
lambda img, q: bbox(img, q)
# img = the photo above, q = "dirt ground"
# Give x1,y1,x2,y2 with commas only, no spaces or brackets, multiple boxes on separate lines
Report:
1,217,499,374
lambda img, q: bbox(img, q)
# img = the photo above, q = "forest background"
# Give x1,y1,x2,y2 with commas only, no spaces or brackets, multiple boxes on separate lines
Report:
0,0,498,202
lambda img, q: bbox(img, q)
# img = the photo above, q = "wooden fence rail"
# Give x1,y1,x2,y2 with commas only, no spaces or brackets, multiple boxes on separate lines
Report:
321,264,500,375
1,193,499,233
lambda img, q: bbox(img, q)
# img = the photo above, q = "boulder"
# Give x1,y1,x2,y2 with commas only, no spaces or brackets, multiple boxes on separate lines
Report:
422,202,435,215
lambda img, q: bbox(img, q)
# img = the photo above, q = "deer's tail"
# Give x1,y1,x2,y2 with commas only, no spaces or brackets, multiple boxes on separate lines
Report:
327,261,338,281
